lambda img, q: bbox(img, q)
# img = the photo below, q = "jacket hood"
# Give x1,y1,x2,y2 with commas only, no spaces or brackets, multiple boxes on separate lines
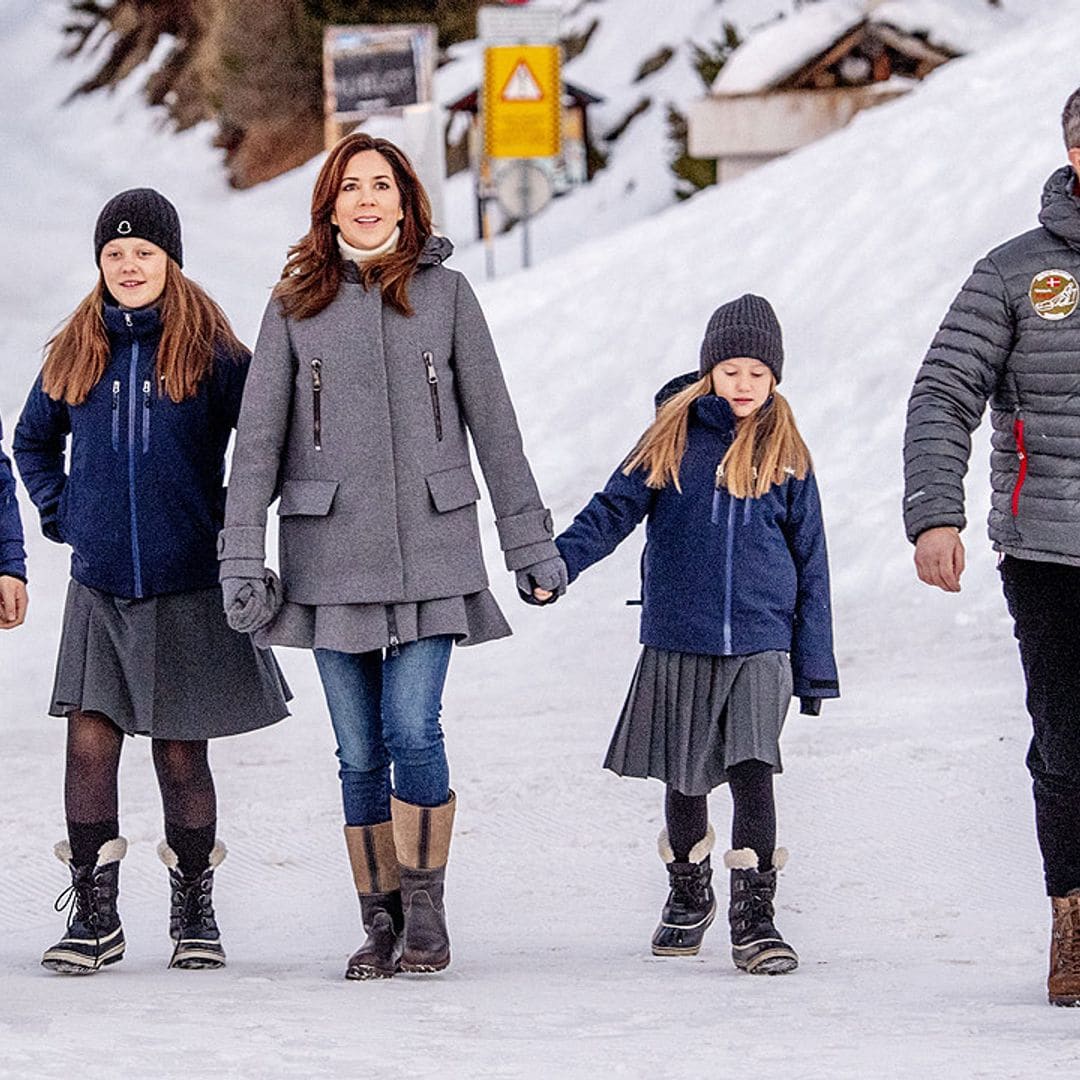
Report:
654,371,701,410
1038,165,1080,250
419,234,454,266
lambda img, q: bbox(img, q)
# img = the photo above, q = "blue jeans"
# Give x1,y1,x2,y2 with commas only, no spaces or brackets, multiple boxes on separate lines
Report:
314,636,453,827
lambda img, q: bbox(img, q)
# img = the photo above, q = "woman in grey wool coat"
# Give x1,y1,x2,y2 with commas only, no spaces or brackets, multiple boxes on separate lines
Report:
220,132,566,979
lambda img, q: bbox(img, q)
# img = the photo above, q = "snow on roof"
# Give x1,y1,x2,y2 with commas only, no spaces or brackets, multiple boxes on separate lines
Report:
872,0,1021,55
710,0,865,96
710,0,1017,97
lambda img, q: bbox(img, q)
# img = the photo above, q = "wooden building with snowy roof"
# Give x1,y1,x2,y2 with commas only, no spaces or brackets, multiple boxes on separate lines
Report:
688,0,1014,184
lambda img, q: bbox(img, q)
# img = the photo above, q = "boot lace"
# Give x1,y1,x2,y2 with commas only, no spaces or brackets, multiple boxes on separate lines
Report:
1055,901,1080,976
170,869,216,931
54,871,100,938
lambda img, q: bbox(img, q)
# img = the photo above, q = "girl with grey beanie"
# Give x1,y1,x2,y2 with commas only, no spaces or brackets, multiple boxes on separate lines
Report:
552,294,839,976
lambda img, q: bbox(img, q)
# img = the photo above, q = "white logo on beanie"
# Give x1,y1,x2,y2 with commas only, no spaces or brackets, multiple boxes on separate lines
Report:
117,220,132,235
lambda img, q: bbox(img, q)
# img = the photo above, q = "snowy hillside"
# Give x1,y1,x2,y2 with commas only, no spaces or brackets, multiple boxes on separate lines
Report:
2,2,1079,1078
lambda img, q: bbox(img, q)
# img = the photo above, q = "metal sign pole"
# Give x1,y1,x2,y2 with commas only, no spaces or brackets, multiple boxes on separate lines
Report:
520,160,531,269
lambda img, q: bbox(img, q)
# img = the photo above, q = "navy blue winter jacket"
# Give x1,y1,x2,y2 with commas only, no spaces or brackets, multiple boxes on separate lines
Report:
555,389,839,701
0,419,26,581
14,304,250,599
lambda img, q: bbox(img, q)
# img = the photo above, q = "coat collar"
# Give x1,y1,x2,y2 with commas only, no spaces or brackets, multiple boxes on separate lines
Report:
102,301,162,340
691,393,738,436
1038,165,1080,250
340,233,455,283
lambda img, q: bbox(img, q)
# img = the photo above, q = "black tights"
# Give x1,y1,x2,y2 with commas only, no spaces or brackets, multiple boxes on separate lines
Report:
665,759,776,868
65,710,216,872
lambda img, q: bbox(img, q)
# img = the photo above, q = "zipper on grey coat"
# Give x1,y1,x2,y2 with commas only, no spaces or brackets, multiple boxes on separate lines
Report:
423,351,443,441
124,312,144,597
141,380,151,453
311,358,323,451
111,379,120,451
386,607,400,657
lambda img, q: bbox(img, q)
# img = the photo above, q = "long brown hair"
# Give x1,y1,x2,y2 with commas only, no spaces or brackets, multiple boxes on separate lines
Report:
274,133,433,320
42,260,245,406
622,374,811,497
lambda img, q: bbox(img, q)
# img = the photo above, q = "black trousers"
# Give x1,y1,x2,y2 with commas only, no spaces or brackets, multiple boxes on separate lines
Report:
1001,556,1080,896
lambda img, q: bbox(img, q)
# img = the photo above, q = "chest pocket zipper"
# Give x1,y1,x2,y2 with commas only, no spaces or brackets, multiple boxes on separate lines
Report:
142,380,151,452
423,351,443,441
111,380,121,451
311,358,323,451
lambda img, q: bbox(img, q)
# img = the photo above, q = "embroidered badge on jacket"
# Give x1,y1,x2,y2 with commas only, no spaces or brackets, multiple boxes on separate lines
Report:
1029,269,1079,320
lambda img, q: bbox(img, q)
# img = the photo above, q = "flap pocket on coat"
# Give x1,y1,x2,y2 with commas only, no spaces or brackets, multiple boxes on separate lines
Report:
426,465,481,513
278,479,340,517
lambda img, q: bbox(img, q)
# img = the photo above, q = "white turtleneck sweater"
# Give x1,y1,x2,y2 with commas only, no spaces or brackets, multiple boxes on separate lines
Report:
337,227,400,265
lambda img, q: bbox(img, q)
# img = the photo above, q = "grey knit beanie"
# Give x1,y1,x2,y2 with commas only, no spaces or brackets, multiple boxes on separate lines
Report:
699,293,783,383
94,188,183,268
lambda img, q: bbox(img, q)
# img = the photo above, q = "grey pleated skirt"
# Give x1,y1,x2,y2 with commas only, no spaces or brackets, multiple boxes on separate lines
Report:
605,647,793,796
50,579,292,740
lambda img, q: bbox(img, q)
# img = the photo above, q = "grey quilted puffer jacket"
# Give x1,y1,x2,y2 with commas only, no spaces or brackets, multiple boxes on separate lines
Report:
904,165,1080,565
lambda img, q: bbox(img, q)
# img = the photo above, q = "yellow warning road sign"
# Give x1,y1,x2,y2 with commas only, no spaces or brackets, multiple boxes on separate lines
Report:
483,45,561,159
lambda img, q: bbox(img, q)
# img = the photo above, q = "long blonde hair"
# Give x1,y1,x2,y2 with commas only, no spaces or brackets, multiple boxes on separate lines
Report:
42,260,245,406
622,374,811,497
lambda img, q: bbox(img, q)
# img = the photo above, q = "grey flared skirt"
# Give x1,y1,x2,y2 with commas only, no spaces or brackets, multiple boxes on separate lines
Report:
254,589,512,654
50,579,292,740
604,647,793,796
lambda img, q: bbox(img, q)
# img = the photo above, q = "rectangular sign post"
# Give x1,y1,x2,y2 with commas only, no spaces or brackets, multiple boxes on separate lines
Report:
483,45,561,160
323,24,436,149
479,4,562,273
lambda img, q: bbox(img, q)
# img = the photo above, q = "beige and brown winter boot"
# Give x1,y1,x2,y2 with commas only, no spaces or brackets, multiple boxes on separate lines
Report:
1048,889,1080,1006
392,790,456,973
343,821,403,980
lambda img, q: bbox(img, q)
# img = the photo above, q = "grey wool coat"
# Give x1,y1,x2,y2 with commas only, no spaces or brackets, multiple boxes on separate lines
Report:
904,165,1080,565
220,236,557,620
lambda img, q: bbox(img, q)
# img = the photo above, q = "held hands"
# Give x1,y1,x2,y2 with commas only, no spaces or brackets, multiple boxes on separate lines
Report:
516,556,568,607
0,576,27,629
914,526,965,593
222,569,283,634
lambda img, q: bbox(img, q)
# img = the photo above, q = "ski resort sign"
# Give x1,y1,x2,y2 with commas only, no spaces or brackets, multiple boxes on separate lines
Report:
324,24,435,121
483,44,561,159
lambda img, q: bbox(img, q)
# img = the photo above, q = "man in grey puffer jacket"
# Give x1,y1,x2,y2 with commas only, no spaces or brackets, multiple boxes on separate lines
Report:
903,87,1080,1007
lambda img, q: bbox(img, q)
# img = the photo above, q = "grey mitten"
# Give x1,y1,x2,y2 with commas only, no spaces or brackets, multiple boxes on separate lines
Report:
222,569,282,634
516,556,568,606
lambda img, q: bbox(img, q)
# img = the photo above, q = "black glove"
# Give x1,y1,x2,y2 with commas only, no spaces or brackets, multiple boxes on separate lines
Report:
799,697,822,717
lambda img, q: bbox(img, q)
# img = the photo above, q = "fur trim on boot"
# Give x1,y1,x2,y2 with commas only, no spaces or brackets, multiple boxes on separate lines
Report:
657,824,715,866
42,838,127,975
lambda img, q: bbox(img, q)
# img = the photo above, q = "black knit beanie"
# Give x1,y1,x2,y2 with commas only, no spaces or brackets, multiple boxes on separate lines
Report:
94,188,183,268
699,293,783,383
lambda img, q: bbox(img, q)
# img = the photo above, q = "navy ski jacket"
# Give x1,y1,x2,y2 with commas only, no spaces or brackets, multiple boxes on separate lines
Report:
555,388,839,701
14,304,250,599
0,419,26,581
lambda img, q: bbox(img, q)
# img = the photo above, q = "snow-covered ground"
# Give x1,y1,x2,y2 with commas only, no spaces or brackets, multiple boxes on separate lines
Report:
1,2,1078,1077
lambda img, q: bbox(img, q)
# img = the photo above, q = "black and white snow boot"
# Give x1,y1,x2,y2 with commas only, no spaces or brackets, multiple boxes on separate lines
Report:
158,840,227,970
42,837,127,975
726,847,798,975
651,826,717,956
